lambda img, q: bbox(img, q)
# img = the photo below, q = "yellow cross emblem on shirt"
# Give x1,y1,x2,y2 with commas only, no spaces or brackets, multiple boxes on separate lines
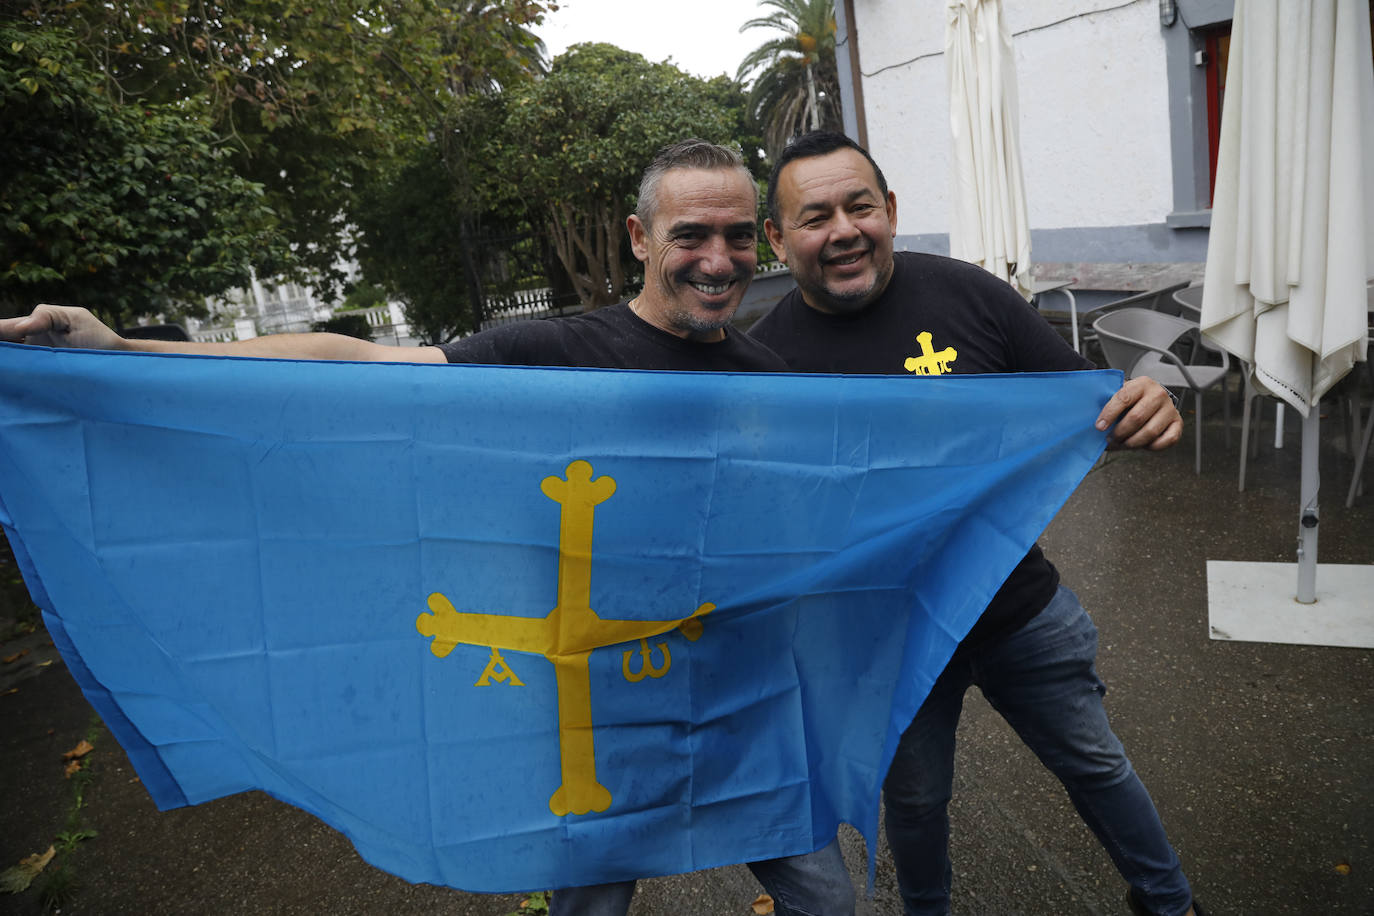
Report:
904,331,958,375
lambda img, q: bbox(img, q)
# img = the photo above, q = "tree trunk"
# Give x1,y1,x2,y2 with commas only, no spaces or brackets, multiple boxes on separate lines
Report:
457,216,486,331
806,63,820,131
605,202,626,301
547,200,623,309
437,126,487,334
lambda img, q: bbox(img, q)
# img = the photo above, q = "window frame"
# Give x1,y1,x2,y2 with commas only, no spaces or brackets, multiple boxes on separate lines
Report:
1163,0,1234,229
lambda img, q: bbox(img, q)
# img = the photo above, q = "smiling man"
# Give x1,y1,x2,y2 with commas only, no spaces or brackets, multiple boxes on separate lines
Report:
762,140,897,315
626,157,758,338
0,139,856,916
749,131,1204,916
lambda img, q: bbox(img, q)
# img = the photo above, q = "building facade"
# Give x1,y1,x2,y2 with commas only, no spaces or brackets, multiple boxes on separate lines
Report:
184,268,414,346
834,0,1237,294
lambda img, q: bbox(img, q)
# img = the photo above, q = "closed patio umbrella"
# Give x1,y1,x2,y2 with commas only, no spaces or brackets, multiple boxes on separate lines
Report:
946,0,1032,298
1200,0,1374,645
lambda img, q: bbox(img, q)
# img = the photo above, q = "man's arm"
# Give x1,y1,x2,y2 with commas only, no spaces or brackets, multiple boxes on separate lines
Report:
0,305,448,363
1095,376,1183,451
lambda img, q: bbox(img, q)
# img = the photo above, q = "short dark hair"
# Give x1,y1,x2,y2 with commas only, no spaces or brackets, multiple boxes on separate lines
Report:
766,131,889,225
636,139,755,229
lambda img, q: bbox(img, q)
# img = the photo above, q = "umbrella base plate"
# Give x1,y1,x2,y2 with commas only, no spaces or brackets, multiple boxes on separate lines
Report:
1207,561,1374,648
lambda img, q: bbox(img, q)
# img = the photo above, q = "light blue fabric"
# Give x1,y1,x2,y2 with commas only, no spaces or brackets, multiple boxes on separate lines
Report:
0,342,1119,893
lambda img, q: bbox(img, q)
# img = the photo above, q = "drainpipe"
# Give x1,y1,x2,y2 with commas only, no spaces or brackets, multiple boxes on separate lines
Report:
834,0,869,148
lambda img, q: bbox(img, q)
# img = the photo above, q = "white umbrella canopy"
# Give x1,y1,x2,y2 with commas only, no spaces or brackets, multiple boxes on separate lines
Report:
1200,0,1374,637
946,0,1032,298
1201,0,1374,414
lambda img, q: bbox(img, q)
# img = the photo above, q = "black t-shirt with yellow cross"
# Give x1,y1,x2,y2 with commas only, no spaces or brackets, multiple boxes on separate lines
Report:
748,251,1095,647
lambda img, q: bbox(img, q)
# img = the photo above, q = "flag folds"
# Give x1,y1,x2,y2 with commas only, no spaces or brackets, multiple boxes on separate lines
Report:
0,343,1117,892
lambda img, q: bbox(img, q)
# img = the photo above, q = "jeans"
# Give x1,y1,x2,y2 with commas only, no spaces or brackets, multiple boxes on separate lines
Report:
883,586,1193,916
547,838,853,916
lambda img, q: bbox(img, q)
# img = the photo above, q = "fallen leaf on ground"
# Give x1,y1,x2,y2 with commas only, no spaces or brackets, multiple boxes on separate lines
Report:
517,890,551,912
1,688,17,698
64,759,82,779
0,846,55,894
750,893,775,914
1335,861,1352,876
62,739,94,761
2,649,29,664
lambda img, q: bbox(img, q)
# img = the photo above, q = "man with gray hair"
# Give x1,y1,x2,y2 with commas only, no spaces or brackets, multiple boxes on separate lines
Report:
0,138,856,915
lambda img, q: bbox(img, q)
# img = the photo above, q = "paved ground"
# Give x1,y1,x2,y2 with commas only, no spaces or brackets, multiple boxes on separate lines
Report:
2,385,1372,915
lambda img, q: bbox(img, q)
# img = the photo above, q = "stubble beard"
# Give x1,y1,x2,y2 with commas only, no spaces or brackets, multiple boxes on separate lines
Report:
668,302,736,336
809,255,893,315
667,268,751,336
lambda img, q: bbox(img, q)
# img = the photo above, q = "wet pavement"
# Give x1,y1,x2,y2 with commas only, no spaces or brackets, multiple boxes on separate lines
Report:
2,384,1371,915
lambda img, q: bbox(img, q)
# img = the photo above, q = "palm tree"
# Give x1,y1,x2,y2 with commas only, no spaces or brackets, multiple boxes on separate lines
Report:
442,0,549,97
736,0,843,159
433,1,550,331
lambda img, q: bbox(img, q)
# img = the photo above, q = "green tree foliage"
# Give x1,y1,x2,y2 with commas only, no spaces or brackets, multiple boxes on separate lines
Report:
353,99,567,345
0,25,280,322
488,43,744,308
438,0,549,96
355,44,753,338
340,281,390,312
355,86,554,345
737,0,842,159
353,140,476,344
701,74,769,181
311,312,375,339
7,0,550,305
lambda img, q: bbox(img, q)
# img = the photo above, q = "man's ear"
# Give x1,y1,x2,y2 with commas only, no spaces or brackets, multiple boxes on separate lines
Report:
627,214,650,262
763,219,788,264
886,191,898,237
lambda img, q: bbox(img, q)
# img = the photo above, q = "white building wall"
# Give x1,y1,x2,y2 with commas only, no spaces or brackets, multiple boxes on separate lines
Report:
854,0,1175,235
855,0,948,236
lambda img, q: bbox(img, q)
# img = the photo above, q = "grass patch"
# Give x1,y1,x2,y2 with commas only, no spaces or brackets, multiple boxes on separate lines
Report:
505,890,551,915
36,715,102,912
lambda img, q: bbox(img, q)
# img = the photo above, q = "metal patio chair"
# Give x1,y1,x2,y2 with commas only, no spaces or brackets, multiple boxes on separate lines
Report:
1346,291,1374,506
1174,284,1272,490
1169,284,1204,321
1074,281,1192,366
1093,307,1232,474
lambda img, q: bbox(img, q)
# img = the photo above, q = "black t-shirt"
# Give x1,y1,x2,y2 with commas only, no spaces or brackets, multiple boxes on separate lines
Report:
749,252,1095,645
439,301,786,372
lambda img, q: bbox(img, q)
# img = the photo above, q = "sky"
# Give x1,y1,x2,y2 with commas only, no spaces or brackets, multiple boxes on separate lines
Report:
534,0,774,81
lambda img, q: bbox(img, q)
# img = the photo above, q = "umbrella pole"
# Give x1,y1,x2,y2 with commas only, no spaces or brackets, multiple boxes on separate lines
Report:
1296,407,1320,603
1208,395,1373,646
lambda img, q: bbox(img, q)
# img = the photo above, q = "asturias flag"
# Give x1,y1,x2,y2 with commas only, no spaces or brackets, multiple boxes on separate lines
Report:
0,342,1118,892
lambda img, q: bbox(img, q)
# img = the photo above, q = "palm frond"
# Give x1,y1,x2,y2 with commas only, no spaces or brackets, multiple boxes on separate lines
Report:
736,0,841,157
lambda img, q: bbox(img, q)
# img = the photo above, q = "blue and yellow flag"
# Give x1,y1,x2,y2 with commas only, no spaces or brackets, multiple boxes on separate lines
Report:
0,342,1118,893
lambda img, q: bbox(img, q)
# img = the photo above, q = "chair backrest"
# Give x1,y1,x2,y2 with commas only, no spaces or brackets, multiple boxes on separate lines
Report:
1092,307,1200,377
1092,280,1191,317
1079,281,1193,366
1169,285,1204,321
